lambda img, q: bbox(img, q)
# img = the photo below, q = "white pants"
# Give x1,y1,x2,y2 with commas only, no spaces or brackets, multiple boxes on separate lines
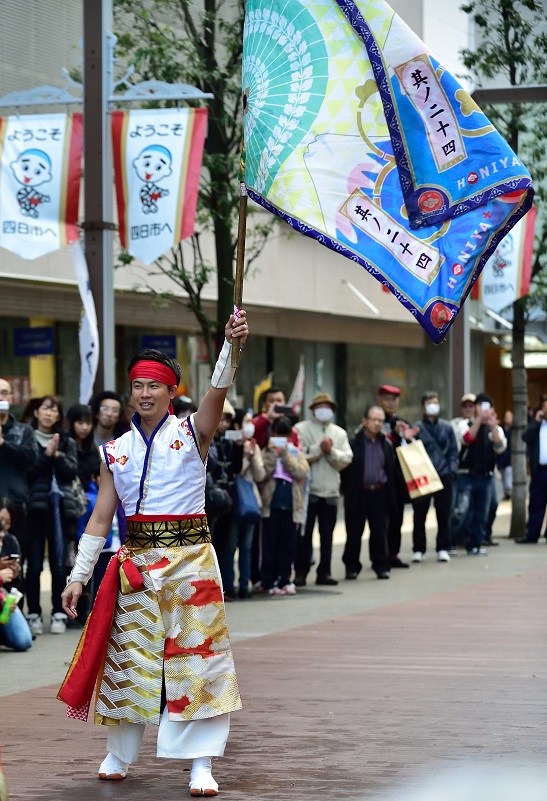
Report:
107,710,230,763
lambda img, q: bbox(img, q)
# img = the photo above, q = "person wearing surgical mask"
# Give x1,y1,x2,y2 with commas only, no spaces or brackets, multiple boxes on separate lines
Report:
223,411,266,598
410,392,459,564
294,393,353,587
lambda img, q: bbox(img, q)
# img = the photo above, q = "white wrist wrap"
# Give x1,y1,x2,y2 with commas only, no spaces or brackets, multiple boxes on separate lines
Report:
211,339,235,388
68,533,106,586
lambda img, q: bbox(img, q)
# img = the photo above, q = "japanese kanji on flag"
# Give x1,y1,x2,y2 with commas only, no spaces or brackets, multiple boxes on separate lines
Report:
241,0,535,342
112,108,208,265
0,113,82,259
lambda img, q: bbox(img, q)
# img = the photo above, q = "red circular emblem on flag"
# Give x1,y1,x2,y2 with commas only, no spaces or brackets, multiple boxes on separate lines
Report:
430,303,452,329
452,263,463,276
418,190,443,213
467,172,478,184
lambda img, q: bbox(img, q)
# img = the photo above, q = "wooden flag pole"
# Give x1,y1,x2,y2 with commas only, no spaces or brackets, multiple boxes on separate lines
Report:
231,181,248,368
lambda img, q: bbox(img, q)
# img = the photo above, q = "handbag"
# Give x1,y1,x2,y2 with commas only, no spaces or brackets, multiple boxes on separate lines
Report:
234,475,261,524
70,476,88,519
205,472,232,515
396,440,443,500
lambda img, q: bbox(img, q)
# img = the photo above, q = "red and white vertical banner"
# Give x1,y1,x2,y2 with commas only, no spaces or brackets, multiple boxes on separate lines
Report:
112,108,208,265
474,207,536,313
288,356,305,415
0,113,82,259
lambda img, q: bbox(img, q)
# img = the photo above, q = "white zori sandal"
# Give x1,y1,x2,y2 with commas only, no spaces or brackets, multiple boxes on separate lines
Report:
189,757,219,797
98,752,129,780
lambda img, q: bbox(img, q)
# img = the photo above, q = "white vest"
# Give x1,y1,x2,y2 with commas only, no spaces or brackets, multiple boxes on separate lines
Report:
99,413,205,516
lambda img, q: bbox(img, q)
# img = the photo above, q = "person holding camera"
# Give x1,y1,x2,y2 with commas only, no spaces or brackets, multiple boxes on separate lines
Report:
0,378,38,579
518,394,547,543
0,502,32,652
458,393,506,555
252,387,299,450
294,392,353,586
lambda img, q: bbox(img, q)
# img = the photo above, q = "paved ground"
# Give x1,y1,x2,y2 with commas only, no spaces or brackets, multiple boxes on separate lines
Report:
2,502,547,800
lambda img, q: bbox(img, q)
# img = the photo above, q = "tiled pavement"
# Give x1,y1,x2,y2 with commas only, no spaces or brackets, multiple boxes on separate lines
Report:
2,503,547,800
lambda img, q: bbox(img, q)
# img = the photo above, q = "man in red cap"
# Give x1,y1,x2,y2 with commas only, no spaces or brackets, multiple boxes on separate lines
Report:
59,310,248,797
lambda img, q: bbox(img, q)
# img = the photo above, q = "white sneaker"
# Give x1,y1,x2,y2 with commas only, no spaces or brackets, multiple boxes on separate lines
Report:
282,583,297,595
50,612,67,634
412,551,424,562
437,550,450,562
98,752,129,780
27,613,43,635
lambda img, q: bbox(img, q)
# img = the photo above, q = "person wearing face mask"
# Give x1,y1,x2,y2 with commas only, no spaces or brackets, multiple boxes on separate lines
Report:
294,393,353,586
0,378,38,582
410,392,459,563
223,411,265,598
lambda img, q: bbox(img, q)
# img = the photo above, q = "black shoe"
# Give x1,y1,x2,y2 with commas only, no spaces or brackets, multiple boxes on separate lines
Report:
515,538,538,544
390,556,409,568
238,588,252,599
375,571,390,579
316,575,338,586
293,575,307,587
482,539,499,546
345,572,359,580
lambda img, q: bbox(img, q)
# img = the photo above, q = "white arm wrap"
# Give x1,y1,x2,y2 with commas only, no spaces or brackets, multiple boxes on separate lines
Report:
211,339,236,388
68,533,107,585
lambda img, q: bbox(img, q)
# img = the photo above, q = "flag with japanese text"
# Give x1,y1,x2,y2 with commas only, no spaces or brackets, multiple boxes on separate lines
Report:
0,113,82,259
71,242,99,403
242,0,534,343
473,207,536,313
112,108,208,265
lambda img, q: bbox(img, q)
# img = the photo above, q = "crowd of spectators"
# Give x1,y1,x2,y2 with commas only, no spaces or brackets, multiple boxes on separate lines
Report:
0,368,544,650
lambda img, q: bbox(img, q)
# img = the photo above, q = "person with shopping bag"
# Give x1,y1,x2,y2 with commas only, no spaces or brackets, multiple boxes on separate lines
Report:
408,393,459,563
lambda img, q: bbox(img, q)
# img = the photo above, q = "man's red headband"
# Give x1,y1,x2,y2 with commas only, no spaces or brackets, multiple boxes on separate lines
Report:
129,360,178,387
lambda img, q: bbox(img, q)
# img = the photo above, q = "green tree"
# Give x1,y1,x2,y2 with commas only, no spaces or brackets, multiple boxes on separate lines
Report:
114,0,272,366
461,0,547,537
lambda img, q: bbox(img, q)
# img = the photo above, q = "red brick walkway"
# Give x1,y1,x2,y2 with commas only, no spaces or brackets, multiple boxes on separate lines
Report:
4,567,547,800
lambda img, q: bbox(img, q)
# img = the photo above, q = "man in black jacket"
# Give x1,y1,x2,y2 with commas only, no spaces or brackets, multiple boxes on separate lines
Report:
0,378,38,563
518,394,547,543
411,392,458,563
341,405,394,580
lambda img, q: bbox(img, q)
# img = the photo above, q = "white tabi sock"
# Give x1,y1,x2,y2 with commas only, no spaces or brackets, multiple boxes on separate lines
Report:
189,756,218,796
98,752,129,780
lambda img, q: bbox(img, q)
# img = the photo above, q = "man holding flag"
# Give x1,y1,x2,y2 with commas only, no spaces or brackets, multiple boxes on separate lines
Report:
59,311,248,797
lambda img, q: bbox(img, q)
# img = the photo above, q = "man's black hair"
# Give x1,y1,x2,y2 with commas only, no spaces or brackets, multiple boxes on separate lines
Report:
271,416,292,436
363,404,384,419
421,391,438,405
475,392,492,405
259,385,284,410
172,396,197,418
127,349,182,387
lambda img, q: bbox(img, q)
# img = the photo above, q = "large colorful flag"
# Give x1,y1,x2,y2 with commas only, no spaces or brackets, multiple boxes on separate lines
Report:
0,113,82,259
473,207,536,313
242,0,534,343
112,108,208,265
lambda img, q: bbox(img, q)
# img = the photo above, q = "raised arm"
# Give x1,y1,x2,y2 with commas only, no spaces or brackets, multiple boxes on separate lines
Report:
194,310,248,459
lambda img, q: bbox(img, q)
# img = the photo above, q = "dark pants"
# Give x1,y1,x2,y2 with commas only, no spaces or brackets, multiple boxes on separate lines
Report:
412,477,452,554
525,465,547,541
387,464,407,558
343,487,390,575
457,474,493,552
261,510,297,590
295,497,338,579
26,509,68,616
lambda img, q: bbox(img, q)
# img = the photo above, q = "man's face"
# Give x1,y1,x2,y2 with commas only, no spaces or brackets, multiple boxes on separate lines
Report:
97,399,121,429
0,379,12,415
130,381,173,423
461,401,475,420
217,414,233,436
264,390,285,412
363,407,385,438
379,393,398,416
